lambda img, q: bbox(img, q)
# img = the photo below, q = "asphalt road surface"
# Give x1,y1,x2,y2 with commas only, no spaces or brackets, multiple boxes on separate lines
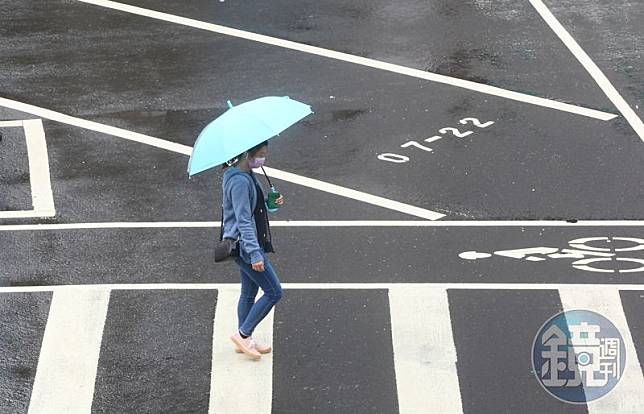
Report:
1,0,643,413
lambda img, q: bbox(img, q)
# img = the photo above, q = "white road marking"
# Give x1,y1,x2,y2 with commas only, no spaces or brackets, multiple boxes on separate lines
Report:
0,98,192,155
389,287,463,414
1,220,643,231
558,287,644,412
0,210,57,219
209,289,273,414
23,120,55,216
73,0,617,121
1,283,644,293
0,120,25,127
530,0,644,142
257,167,444,220
0,97,445,220
459,237,644,273
8,285,642,413
27,287,110,414
0,119,55,219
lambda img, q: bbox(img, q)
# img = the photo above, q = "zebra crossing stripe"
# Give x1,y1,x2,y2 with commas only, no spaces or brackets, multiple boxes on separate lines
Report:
27,287,110,414
558,287,644,412
389,287,463,413
17,285,644,412
209,288,274,414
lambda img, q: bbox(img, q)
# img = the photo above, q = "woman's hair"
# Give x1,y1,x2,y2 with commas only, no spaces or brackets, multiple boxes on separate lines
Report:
222,140,269,169
248,140,269,156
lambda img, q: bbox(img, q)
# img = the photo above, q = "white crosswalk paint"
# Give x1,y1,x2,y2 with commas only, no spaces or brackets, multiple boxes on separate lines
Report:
3,283,644,293
28,287,110,414
209,289,274,414
559,287,644,413
5,286,643,413
389,287,463,414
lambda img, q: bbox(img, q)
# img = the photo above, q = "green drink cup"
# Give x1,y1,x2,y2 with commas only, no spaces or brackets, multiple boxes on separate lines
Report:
267,186,281,212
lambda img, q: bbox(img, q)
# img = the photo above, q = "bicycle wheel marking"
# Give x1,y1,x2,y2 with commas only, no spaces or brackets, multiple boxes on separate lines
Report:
459,237,644,273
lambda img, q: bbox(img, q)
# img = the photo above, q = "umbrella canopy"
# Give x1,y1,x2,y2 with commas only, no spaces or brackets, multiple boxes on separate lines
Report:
187,96,312,176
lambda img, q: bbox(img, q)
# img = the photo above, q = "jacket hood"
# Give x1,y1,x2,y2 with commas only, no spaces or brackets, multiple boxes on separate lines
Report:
223,166,246,186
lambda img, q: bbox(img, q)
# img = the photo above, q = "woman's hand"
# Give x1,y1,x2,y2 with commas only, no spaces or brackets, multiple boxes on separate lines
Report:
252,260,265,272
275,195,285,206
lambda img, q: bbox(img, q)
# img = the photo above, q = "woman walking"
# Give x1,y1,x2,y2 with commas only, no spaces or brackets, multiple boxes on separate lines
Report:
221,140,284,360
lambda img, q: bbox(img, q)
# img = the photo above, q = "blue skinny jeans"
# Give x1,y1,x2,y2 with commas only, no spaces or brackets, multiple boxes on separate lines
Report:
234,252,283,337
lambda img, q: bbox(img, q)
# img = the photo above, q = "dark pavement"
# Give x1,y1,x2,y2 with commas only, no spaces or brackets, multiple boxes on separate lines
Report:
0,287,643,413
2,226,644,286
2,0,643,221
1,0,643,413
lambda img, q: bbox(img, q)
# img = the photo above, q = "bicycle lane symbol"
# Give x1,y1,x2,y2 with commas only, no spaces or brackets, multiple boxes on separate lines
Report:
459,237,644,273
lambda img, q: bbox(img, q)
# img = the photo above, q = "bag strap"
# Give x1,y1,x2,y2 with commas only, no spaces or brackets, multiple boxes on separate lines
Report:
219,204,224,241
265,206,273,242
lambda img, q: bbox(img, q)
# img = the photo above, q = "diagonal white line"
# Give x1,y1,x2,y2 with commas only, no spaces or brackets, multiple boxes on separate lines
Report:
530,0,644,142
74,0,617,121
0,97,191,155
0,97,445,220
258,166,444,220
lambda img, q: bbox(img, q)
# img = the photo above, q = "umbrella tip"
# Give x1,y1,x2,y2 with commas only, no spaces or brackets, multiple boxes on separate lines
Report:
227,100,233,109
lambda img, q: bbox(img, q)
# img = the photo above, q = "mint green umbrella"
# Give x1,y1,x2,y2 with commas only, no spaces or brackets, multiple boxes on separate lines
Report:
187,96,313,176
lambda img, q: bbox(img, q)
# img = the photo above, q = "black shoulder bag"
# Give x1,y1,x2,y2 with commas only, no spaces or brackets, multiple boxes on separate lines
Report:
214,204,240,262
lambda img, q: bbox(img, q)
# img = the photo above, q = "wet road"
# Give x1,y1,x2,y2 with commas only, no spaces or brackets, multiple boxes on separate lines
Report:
2,0,643,221
2,225,644,286
1,0,643,413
